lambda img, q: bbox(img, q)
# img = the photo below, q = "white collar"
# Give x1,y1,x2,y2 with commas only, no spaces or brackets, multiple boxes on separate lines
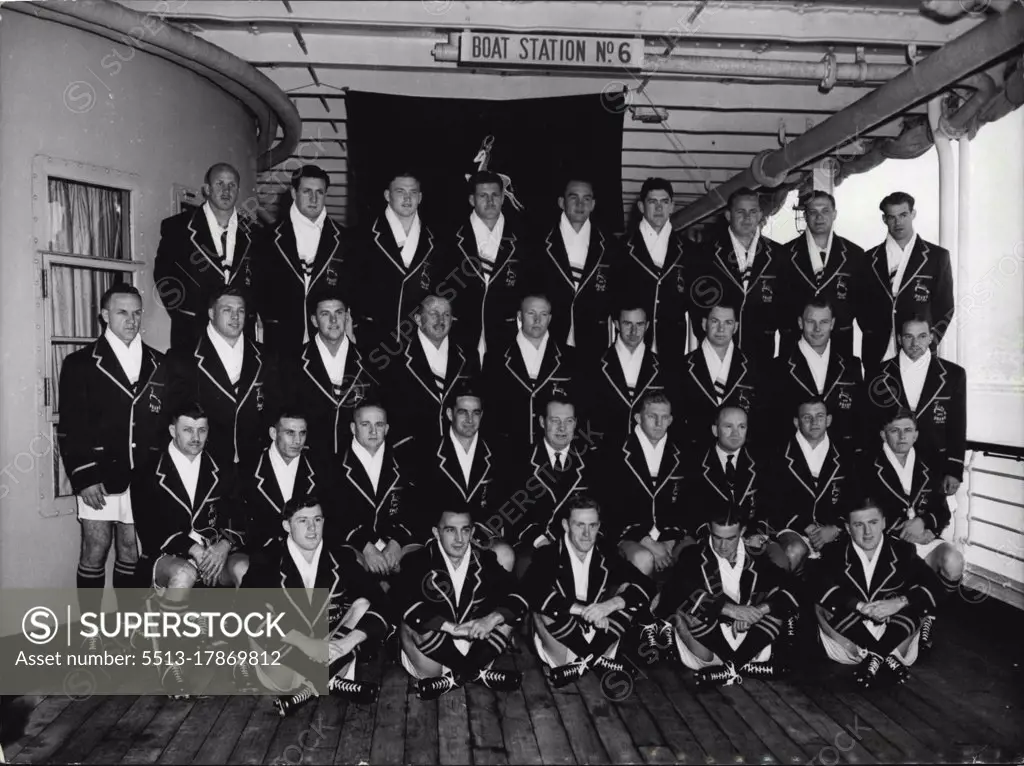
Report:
206,322,243,351
797,337,831,392
286,537,324,591
728,226,760,259
315,333,349,383
470,211,504,243
168,439,202,467
795,431,830,477
559,213,590,244
384,205,419,241
853,536,884,576
543,438,569,467
634,424,667,473
565,532,594,599
883,444,916,494
291,202,326,231
701,338,734,384
202,200,238,235
417,328,449,363
715,444,741,472
351,437,384,465
615,337,644,358
885,232,917,257
805,228,834,257
712,535,746,572
440,545,471,581
639,217,670,242
268,442,299,474
899,348,931,373
103,328,143,383
516,330,549,376
450,428,479,456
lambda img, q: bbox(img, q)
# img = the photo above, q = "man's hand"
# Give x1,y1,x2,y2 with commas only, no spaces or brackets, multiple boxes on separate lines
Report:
344,309,358,344
300,635,330,664
460,613,504,640
808,525,841,551
330,629,366,661
746,533,769,550
362,543,389,575
733,620,751,634
721,603,767,625
580,602,612,625
641,537,672,572
534,536,553,549
198,539,231,585
862,597,907,622
79,483,108,511
382,540,402,572
942,475,961,496
899,517,928,544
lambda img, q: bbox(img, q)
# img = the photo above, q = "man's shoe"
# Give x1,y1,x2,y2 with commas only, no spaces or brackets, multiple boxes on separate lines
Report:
162,663,190,698
273,686,316,717
81,635,104,654
740,660,776,679
918,615,935,655
883,654,910,685
416,674,458,701
592,656,632,676
694,662,741,689
854,654,884,689
638,622,662,665
474,668,522,692
548,658,590,689
328,677,380,705
232,660,262,693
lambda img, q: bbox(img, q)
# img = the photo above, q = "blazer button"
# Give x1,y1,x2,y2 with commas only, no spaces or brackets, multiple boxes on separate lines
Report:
131,442,137,448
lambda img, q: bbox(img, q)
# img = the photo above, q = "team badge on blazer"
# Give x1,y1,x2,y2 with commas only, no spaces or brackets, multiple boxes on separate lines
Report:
388,488,402,517
148,387,162,414
737,391,752,410
835,276,848,301
325,265,339,287
905,505,917,520
594,266,607,293
760,277,774,303
505,267,517,288
419,265,432,292
255,383,265,412
675,266,686,294
831,481,842,505
932,403,947,424
913,279,930,302
837,389,853,411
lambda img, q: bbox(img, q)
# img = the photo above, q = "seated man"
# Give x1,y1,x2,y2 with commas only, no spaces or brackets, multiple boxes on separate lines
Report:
523,496,654,687
394,509,529,700
816,500,941,688
866,408,964,650
244,495,392,715
654,508,800,687
132,402,248,696
763,396,861,575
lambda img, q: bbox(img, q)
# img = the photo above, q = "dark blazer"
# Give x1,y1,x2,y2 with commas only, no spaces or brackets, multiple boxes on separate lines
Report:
154,207,258,350
769,345,864,452
481,336,575,450
414,432,502,541
522,537,654,620
334,441,417,551
816,537,941,635
866,448,951,537
288,339,379,463
252,214,351,362
614,227,690,361
676,345,759,452
350,213,445,350
446,218,534,360
687,445,764,531
498,439,597,548
606,431,689,543
536,221,618,360
690,230,784,370
56,337,168,495
133,449,245,560
764,436,860,536
655,539,800,641
243,543,394,655
583,343,664,445
375,334,477,446
166,333,280,470
859,237,955,371
870,355,966,480
241,447,320,550
779,233,866,357
393,539,529,634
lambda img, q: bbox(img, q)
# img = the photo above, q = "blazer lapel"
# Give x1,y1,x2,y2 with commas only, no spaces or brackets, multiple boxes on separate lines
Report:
843,544,871,602
576,227,607,293
468,439,493,497
442,345,469,399
687,351,718,406
490,231,518,283
702,449,731,502
402,339,442,404
371,215,407,275
793,238,818,292
194,453,220,515
785,440,817,498
229,217,254,282
818,237,849,292
458,553,484,622
787,349,818,398
254,450,285,513
272,219,306,286
815,443,842,503
301,342,339,407
875,454,908,506
195,334,237,403
896,239,930,297
134,347,160,405
600,349,632,408
543,227,575,291
454,225,484,282
635,347,660,399
622,436,654,498
654,442,682,496
156,452,193,518
868,244,893,297
626,232,660,280
916,357,947,416
342,449,378,509
822,351,846,399
186,207,223,277
92,336,134,398
535,341,564,391
724,349,750,400
437,437,470,500
235,340,263,410
587,551,611,604
530,444,558,502
503,344,534,393
712,238,744,291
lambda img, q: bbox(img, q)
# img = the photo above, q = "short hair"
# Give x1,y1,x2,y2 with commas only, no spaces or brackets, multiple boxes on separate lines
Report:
705,299,740,320
802,295,835,317
716,402,749,422
804,190,836,209
283,493,322,521
468,170,504,195
291,164,331,191
846,497,884,521
352,398,387,423
170,401,207,424
708,505,748,529
562,178,595,197
204,162,240,187
882,407,918,429
638,391,672,413
417,294,451,315
880,191,915,212
897,307,934,334
101,283,142,311
520,292,552,312
274,407,308,428
615,301,648,321
796,395,829,415
566,493,602,520
436,507,473,527
448,380,483,408
727,187,760,211
387,171,420,188
308,286,348,314
208,284,247,311
544,386,576,415
639,177,673,201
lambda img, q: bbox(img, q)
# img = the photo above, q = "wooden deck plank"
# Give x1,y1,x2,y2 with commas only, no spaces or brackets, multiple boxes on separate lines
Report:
796,684,910,764
859,686,951,757
48,695,138,764
638,745,678,764
1,696,73,761
890,683,993,753
226,695,282,765
7,695,105,765
368,664,409,766
192,695,258,765
713,684,810,765
650,664,739,763
740,680,834,755
513,642,577,765
830,689,930,761
676,672,775,761
83,696,167,765
632,673,709,763
156,695,229,764
548,685,611,764
118,697,197,765
335,653,383,764
437,686,472,766
575,672,644,764
405,689,440,765
300,697,346,765
494,657,544,766
261,691,317,766
608,678,668,751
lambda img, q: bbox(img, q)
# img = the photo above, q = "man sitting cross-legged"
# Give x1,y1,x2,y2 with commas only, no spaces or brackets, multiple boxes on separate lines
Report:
394,509,529,700
243,494,393,715
815,499,941,689
653,508,800,688
522,496,654,687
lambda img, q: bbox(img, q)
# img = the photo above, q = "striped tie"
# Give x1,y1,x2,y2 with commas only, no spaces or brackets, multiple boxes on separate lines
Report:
220,231,230,283
815,251,827,287
433,372,446,391
889,267,898,288
479,253,494,281
570,264,584,291
713,377,727,403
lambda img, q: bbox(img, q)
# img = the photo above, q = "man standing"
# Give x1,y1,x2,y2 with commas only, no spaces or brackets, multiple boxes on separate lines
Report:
155,163,257,350
690,188,783,370
536,178,618,361
859,192,954,372
254,165,351,363
614,178,689,361
779,191,866,359
57,284,168,642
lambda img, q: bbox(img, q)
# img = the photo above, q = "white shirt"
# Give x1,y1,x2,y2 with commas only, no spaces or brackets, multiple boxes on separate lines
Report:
806,229,834,275
417,330,449,382
168,440,202,507
728,227,761,277
614,338,645,390
351,438,385,494
315,333,349,386
290,203,326,266
712,538,746,603
559,214,590,277
701,339,734,390
853,537,885,590
470,211,504,267
885,232,918,295
898,349,931,411
287,537,323,595
543,439,569,471
639,218,670,269
449,428,478,486
384,206,421,269
516,331,549,380
268,443,300,504
716,444,740,474
797,338,831,394
795,432,830,479
635,425,667,478
202,200,238,267
883,443,916,496
206,323,244,384
440,547,473,654
566,533,594,601
104,329,143,385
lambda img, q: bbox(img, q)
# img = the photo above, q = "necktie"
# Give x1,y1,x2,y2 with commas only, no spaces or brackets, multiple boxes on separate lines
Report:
556,452,565,471
725,454,737,486
220,231,230,283
740,250,752,291
815,251,827,287
889,266,899,288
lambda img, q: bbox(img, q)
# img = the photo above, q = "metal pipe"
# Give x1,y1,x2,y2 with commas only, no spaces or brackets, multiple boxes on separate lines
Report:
645,53,907,87
928,96,957,361
432,31,461,62
957,133,971,366
8,0,301,171
673,1,1024,229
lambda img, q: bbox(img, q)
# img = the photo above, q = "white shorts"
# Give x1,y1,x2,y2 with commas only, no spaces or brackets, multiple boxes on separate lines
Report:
673,624,771,671
819,624,920,667
779,529,822,560
533,628,618,668
77,489,134,524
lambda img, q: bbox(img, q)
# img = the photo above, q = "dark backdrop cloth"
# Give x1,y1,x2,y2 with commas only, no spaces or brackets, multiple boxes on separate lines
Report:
345,91,626,238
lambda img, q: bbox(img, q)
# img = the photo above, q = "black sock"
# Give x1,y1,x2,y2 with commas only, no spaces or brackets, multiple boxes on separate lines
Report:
76,563,106,617
112,559,138,611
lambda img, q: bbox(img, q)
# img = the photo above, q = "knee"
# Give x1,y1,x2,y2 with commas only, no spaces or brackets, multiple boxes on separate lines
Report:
940,546,964,579
491,542,516,573
785,538,810,569
628,548,655,577
80,537,112,566
228,555,249,586
166,561,198,590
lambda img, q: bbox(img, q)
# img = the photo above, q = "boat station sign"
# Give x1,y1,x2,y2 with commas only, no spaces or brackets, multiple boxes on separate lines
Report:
459,32,644,70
